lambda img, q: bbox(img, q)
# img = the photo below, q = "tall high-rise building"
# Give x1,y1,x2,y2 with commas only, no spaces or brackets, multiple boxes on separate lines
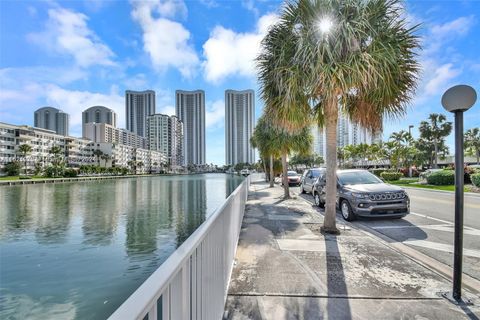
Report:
169,116,184,168
175,90,205,165
225,89,255,165
125,90,156,137
311,126,325,157
34,106,69,136
82,106,117,138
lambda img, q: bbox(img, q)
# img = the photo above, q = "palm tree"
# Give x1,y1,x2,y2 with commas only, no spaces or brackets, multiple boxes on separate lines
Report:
419,113,452,168
18,144,32,175
137,161,144,174
257,0,420,233
273,125,312,198
127,160,136,174
100,154,110,167
92,149,103,166
465,128,480,164
251,115,279,187
48,145,64,177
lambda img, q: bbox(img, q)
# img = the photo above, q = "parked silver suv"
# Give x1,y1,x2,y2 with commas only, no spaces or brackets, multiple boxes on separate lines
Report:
300,168,326,194
313,169,410,221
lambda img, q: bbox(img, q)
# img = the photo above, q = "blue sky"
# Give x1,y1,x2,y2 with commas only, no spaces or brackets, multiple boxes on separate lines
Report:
1,0,479,165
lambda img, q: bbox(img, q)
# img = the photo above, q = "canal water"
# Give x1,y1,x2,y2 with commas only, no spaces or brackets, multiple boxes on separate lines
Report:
0,173,244,319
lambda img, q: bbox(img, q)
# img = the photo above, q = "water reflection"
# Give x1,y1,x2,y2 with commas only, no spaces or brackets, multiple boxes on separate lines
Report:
0,174,243,320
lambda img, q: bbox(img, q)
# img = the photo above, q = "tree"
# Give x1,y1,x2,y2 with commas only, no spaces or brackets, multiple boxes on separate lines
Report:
92,149,104,166
100,154,110,167
257,0,420,232
137,161,144,174
127,160,136,174
251,115,279,188
18,144,32,175
4,161,21,176
48,145,64,177
465,128,480,164
419,113,452,168
269,124,312,199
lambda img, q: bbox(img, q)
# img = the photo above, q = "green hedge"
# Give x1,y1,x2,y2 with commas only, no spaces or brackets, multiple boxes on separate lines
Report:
380,171,403,181
472,173,480,188
426,170,455,185
371,169,385,177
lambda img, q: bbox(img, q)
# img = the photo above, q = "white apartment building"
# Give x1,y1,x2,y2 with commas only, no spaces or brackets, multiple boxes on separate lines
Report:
175,90,205,166
0,122,94,173
147,114,184,168
90,142,166,173
126,90,156,137
225,89,255,166
34,106,69,136
84,123,147,149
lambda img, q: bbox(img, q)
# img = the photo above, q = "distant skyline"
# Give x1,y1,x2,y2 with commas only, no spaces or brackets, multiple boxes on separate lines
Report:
1,0,479,164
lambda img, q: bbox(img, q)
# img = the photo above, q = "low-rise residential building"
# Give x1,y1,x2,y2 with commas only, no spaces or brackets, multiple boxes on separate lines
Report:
94,142,166,174
0,122,94,172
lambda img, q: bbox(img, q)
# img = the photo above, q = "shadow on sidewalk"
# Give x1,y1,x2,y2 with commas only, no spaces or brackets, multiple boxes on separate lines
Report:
325,234,352,319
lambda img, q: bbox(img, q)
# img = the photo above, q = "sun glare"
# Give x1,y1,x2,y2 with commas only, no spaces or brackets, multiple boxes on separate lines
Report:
317,17,333,34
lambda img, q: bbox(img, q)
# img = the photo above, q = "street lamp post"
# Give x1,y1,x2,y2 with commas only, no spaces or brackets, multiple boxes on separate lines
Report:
441,84,477,303
408,125,414,136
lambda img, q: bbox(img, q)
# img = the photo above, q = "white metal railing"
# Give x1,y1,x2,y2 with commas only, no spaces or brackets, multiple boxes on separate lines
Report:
108,177,250,320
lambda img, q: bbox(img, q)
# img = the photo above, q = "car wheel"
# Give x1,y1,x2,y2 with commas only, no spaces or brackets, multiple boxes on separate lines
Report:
340,200,355,221
300,184,305,194
314,192,324,208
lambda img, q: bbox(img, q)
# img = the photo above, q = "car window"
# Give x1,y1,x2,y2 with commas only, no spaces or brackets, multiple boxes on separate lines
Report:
311,170,321,178
338,171,382,185
287,171,297,176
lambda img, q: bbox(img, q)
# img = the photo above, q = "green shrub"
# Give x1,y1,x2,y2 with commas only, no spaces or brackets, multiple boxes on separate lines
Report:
380,171,403,181
371,169,385,177
426,170,455,185
19,176,32,180
471,173,480,188
4,161,21,176
63,168,78,178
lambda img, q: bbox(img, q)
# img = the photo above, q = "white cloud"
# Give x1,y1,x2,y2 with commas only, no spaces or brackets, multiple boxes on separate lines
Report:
202,13,278,83
131,0,199,78
44,85,125,134
431,16,475,38
28,7,115,67
424,16,475,55
424,63,460,95
205,100,224,129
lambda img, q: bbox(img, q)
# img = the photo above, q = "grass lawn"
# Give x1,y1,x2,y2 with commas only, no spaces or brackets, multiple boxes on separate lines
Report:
388,178,472,192
0,176,54,181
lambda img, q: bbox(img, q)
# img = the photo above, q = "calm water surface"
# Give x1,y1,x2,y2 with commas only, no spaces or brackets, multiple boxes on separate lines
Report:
0,173,244,319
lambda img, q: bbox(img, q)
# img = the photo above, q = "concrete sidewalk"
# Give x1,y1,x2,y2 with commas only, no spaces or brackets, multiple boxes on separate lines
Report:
224,178,480,319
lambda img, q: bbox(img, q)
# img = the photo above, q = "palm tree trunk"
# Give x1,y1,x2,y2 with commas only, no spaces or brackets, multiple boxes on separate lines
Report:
262,158,268,182
433,139,438,169
269,154,274,188
281,152,289,199
324,97,339,233
476,149,479,165
24,155,27,175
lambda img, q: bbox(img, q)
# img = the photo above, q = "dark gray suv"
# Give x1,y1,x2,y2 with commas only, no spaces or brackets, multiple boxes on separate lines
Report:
313,169,410,221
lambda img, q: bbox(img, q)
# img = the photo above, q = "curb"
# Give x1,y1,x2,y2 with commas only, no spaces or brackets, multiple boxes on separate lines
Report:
293,190,480,296
402,186,480,197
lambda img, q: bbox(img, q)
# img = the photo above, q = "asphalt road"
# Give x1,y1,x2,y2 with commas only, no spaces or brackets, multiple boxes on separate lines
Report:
293,185,480,282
